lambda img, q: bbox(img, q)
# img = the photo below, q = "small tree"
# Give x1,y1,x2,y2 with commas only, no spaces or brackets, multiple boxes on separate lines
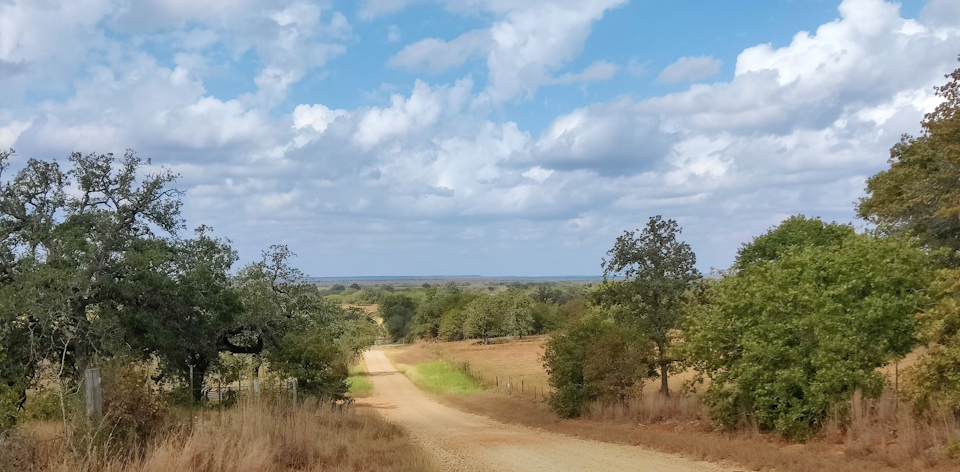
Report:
543,313,651,418
599,216,701,396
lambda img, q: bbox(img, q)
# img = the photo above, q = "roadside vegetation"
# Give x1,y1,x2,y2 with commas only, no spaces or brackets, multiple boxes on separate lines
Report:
1,397,436,472
346,362,374,398
398,360,482,396
0,150,420,470
379,62,960,472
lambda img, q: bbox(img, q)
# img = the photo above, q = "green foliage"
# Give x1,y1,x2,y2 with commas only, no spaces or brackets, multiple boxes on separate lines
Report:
438,308,467,341
543,313,652,418
237,248,376,401
905,268,960,415
684,222,931,440
413,285,478,340
379,293,418,342
0,150,183,426
117,227,246,403
268,324,349,400
0,349,20,432
857,60,960,263
461,290,534,343
410,285,456,339
733,215,855,270
533,285,562,304
463,295,500,343
22,388,67,422
531,302,562,333
598,216,701,395
340,287,381,304
498,290,534,338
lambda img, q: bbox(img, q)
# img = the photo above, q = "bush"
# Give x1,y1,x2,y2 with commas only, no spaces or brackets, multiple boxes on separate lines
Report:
543,314,652,418
23,388,68,422
684,227,931,440
100,361,171,450
268,327,350,400
905,268,960,416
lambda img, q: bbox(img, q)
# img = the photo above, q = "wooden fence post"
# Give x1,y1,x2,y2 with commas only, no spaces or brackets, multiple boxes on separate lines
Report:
84,368,102,422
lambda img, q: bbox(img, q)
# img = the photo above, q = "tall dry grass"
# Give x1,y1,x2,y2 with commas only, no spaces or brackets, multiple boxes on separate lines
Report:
583,393,709,426
440,383,960,472
3,398,436,472
821,390,960,469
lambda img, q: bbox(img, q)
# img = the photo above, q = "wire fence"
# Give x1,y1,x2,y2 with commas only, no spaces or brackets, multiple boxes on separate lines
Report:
452,360,551,401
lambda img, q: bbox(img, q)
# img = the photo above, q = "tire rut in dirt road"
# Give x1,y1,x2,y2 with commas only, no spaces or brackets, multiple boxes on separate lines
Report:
355,349,737,472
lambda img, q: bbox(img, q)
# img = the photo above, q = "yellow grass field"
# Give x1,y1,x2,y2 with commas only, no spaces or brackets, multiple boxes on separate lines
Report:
387,336,698,395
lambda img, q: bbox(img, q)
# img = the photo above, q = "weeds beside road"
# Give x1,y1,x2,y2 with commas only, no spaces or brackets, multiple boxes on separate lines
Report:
2,398,435,472
387,340,960,472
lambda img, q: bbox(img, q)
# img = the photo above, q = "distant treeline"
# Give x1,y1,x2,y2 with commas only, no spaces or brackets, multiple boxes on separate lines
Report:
326,283,588,344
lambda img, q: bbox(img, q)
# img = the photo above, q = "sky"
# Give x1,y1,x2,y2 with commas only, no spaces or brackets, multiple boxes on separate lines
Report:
2,0,960,276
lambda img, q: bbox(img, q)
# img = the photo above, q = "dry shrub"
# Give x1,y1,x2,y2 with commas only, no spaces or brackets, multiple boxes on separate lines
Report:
583,393,708,426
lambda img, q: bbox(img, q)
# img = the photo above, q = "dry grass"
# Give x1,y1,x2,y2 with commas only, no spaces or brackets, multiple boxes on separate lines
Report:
341,304,379,314
388,337,551,389
397,338,960,472
3,398,436,472
387,337,697,395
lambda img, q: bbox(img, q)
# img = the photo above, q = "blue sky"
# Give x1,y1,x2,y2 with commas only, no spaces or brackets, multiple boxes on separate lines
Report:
1,0,959,276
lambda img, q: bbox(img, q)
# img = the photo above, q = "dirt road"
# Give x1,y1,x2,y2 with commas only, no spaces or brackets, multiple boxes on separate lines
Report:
357,349,735,472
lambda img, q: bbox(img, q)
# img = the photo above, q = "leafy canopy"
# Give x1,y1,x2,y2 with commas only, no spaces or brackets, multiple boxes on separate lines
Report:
858,59,960,262
597,216,700,395
685,219,931,439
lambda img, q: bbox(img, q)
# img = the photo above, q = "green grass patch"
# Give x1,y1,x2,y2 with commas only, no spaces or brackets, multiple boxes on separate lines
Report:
402,360,481,395
346,360,373,398
346,375,373,398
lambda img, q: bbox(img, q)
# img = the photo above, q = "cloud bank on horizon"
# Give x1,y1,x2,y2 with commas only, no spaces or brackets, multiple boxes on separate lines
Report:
1,0,959,276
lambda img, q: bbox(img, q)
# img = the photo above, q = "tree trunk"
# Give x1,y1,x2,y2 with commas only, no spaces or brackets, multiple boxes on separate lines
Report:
656,340,670,396
659,364,669,397
191,365,207,403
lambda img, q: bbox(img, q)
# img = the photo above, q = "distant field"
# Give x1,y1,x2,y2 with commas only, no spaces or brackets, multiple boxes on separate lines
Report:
388,337,551,391
342,303,379,314
387,337,697,395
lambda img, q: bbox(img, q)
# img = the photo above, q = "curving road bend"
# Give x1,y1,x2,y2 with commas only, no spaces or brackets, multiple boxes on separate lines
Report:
356,349,735,472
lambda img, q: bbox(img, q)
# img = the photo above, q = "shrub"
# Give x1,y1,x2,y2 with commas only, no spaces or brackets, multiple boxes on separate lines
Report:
98,360,171,451
23,388,68,422
544,314,652,418
685,226,931,440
